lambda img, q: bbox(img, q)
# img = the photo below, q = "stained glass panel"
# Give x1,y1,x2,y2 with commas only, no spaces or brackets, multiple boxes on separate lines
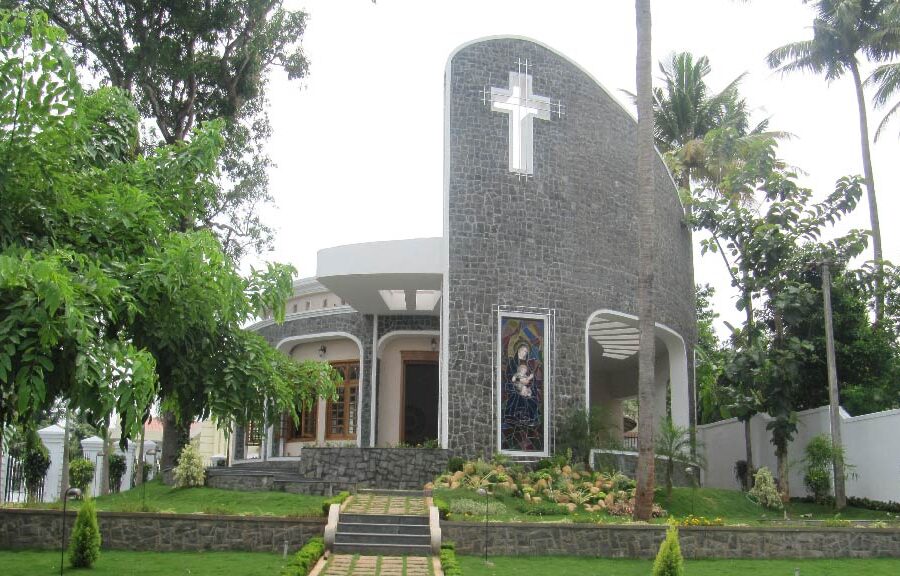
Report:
499,315,546,453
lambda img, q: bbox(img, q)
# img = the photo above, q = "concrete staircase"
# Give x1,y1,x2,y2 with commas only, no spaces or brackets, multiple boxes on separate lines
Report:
334,512,432,556
328,489,435,556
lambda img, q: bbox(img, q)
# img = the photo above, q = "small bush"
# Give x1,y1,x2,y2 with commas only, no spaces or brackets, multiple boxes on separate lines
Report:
749,467,783,510
847,496,900,513
280,536,325,576
440,541,462,576
173,443,205,488
677,514,724,527
652,525,684,576
449,498,507,517
23,440,50,502
321,491,350,515
108,453,127,492
69,458,95,494
433,497,450,520
517,500,569,517
68,498,101,568
447,456,465,473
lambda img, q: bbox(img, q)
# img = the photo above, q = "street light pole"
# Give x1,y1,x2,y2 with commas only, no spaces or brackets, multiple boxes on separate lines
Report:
60,487,82,575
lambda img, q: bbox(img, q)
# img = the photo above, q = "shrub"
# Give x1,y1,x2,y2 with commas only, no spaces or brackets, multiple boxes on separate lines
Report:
847,496,900,513
69,458,95,494
677,514,724,526
803,434,855,505
108,453,127,492
447,456,465,473
652,525,684,576
517,500,569,517
280,536,325,576
23,441,50,502
132,461,151,486
321,491,350,515
433,497,450,520
440,541,462,576
173,443,205,488
68,498,101,568
749,467,783,510
449,498,507,517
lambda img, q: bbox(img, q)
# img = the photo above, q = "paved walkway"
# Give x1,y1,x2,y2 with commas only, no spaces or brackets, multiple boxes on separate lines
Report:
342,493,427,515
323,554,432,576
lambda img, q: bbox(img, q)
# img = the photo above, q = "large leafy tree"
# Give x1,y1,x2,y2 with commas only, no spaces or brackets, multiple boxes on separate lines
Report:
633,0,657,522
0,10,336,478
767,0,900,322
692,121,868,497
31,0,310,260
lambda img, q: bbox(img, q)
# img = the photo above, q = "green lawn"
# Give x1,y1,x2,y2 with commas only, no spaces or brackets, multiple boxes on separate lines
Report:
0,550,287,575
459,555,900,576
16,480,328,517
435,486,899,525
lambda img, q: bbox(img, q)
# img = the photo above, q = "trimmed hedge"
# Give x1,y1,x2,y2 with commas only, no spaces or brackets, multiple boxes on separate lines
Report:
440,541,462,576
321,491,350,515
281,536,325,576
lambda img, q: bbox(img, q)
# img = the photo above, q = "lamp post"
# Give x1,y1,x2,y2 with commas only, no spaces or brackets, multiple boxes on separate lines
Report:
477,487,489,563
60,487,82,575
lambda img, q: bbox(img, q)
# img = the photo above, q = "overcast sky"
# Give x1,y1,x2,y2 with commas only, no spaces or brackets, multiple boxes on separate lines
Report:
250,0,900,335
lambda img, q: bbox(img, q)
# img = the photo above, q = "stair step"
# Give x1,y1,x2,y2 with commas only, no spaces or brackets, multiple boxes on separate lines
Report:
356,488,425,497
340,513,429,526
332,542,432,556
335,532,431,546
338,522,430,535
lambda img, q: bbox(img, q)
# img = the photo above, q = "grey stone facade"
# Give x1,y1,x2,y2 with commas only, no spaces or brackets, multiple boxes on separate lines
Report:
296,447,450,490
0,509,325,553
444,38,695,457
442,522,900,559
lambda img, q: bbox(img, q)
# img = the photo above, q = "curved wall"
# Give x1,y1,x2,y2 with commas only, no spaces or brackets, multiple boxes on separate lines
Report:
444,37,695,457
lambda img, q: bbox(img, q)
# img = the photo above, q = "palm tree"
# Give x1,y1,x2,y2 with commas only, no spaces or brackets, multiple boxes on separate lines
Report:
633,0,656,522
655,416,706,498
768,0,900,322
653,52,749,205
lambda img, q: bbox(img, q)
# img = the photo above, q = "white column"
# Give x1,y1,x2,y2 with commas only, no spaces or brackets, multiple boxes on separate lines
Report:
37,424,66,502
122,440,137,491
143,440,157,480
80,436,105,497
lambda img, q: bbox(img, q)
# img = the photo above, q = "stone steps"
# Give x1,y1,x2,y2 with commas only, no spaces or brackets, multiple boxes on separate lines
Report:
334,513,432,557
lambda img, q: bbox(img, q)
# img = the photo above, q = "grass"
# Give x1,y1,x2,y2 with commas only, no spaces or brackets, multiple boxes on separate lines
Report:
459,555,900,576
0,549,287,575
13,480,328,517
435,486,900,525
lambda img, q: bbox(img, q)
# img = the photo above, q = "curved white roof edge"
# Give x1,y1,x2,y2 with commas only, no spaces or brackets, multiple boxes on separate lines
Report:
444,35,683,209
317,237,443,277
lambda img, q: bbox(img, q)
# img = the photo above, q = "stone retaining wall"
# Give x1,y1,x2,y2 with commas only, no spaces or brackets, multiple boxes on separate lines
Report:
442,521,900,559
297,448,450,490
0,509,325,554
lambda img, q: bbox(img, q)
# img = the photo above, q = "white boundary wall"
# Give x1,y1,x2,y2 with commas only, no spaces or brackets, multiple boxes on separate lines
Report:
698,405,900,502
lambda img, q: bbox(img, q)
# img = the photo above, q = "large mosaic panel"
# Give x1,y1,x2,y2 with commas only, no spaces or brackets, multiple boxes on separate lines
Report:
498,314,548,454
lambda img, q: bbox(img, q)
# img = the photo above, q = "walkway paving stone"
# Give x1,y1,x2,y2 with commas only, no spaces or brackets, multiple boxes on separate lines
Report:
323,555,433,576
343,493,427,515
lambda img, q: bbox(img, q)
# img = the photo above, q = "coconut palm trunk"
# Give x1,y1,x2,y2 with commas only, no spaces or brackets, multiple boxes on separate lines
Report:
849,59,884,322
633,0,657,522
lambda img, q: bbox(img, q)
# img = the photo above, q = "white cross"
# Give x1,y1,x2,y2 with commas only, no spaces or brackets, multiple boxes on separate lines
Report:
489,65,556,176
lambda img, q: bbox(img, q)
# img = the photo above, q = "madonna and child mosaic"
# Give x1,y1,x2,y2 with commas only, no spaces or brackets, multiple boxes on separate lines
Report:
499,315,547,454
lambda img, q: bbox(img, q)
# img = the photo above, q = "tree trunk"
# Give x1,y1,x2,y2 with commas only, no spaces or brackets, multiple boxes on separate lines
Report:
633,0,657,522
777,441,789,504
849,59,884,322
160,411,190,484
743,418,754,489
135,424,146,487
822,262,847,509
100,420,110,496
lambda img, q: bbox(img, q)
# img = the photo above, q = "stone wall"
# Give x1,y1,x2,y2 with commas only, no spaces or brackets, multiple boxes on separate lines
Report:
0,509,325,553
297,447,449,490
442,521,900,559
444,37,696,458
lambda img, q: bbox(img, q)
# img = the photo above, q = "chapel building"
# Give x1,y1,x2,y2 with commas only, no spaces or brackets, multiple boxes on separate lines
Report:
233,37,695,462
